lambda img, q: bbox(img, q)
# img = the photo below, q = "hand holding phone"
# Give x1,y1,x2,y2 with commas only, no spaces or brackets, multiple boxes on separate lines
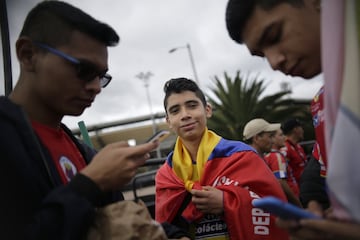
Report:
252,196,321,220
146,130,170,143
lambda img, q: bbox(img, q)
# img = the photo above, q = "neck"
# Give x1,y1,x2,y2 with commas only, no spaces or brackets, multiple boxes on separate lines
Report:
286,136,298,144
181,137,202,162
251,144,264,156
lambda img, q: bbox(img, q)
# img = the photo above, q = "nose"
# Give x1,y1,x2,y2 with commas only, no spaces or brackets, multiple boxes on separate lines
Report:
180,107,191,120
263,47,286,72
85,76,102,94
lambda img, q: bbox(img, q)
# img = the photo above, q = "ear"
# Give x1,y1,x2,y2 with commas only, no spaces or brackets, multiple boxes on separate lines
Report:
166,115,172,129
16,37,38,72
205,102,212,118
253,134,261,144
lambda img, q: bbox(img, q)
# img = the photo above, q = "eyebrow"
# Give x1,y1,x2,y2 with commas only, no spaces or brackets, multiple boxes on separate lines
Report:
79,58,108,73
250,22,276,56
167,104,179,113
167,99,199,112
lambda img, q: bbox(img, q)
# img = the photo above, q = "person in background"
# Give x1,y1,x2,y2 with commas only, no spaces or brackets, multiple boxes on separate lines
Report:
155,78,289,239
299,142,330,210
264,129,302,207
0,1,189,239
242,118,279,157
243,119,301,207
280,118,307,186
297,86,329,210
225,0,360,238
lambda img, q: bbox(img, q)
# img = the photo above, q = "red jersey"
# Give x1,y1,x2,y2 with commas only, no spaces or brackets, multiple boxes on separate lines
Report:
281,140,307,185
264,150,287,179
310,86,328,176
265,150,299,196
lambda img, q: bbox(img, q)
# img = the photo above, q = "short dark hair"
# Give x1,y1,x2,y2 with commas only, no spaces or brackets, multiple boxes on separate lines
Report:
225,0,304,44
20,1,119,47
281,118,302,135
163,78,206,112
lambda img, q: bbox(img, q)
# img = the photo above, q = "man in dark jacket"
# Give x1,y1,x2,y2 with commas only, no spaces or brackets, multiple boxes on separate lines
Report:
0,2,189,239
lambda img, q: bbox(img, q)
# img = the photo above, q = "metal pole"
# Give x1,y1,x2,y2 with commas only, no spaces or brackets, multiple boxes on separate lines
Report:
186,43,199,85
169,43,200,85
136,72,161,157
0,0,13,95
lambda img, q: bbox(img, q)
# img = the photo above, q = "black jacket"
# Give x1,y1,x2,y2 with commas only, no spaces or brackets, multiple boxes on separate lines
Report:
0,97,191,240
299,155,330,210
0,97,117,240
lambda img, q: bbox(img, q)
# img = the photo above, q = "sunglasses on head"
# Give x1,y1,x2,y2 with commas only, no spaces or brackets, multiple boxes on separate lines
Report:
34,42,112,88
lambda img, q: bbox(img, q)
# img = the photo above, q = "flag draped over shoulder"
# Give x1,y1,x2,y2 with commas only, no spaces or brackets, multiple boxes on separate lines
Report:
323,0,360,222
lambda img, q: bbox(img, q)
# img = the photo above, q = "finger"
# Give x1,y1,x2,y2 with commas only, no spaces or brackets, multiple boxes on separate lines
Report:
131,153,151,166
307,201,324,217
300,219,360,238
201,186,214,191
192,196,208,205
109,141,130,148
191,189,208,197
127,142,159,157
194,202,208,211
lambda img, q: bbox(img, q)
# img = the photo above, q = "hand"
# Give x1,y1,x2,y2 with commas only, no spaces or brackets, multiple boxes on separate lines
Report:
81,141,158,191
191,186,223,215
277,201,360,239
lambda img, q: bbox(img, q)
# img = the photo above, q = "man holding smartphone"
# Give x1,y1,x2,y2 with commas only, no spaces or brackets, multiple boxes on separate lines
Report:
225,0,360,238
0,2,189,239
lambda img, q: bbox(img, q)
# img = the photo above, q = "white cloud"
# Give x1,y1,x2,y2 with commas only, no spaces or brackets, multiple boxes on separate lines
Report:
2,0,322,130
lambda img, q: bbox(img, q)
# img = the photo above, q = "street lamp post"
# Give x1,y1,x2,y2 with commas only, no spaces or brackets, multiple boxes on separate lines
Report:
135,71,161,157
169,43,200,85
136,71,154,116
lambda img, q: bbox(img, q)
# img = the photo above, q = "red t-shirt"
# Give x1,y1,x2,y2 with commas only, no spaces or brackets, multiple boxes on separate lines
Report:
32,121,87,184
264,150,287,179
281,140,307,185
310,86,328,176
265,150,299,196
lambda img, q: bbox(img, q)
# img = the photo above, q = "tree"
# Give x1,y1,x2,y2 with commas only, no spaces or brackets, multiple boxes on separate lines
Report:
207,71,313,141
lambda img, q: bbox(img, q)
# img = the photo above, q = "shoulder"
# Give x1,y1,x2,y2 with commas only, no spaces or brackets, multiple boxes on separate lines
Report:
0,97,26,124
210,138,255,159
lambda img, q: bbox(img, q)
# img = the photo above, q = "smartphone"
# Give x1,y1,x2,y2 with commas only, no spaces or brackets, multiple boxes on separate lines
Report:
252,196,321,220
146,130,170,143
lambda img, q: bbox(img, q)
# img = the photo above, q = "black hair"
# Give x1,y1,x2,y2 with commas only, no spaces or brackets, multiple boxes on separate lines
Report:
19,1,119,47
163,78,206,112
225,0,304,44
281,118,302,135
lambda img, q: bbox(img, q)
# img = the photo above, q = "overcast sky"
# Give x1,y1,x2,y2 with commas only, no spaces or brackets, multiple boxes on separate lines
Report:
2,0,323,130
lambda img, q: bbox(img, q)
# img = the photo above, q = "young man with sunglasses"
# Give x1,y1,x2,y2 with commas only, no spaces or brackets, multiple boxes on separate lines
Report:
225,0,360,238
0,2,190,240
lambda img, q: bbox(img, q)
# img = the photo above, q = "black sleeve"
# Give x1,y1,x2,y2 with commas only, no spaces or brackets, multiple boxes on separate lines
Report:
1,171,107,240
161,221,193,239
299,156,330,210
